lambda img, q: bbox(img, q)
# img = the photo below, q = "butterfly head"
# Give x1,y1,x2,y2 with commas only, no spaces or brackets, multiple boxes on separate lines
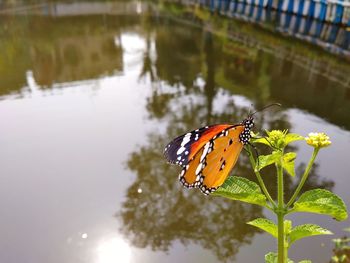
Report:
243,115,254,129
239,116,254,145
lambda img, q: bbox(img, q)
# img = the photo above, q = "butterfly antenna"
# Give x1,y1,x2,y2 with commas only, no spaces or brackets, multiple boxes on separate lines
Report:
251,103,282,116
248,103,254,116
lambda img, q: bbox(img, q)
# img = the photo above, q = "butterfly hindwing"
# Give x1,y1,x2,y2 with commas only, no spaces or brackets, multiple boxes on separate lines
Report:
164,124,232,166
179,125,245,194
200,126,245,194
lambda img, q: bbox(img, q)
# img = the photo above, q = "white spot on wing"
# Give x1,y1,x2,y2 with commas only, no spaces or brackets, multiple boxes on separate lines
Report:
195,163,203,175
181,133,192,147
177,146,186,155
200,142,210,162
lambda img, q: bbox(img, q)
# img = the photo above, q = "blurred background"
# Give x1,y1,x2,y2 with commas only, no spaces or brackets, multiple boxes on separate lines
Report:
0,0,349,262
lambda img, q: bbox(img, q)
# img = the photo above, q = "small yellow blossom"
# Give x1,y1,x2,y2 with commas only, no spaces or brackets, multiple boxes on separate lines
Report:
305,132,331,148
267,130,288,148
268,130,287,141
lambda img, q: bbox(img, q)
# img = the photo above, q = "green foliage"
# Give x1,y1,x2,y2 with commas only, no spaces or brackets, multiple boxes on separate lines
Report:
213,176,267,207
255,151,296,176
253,130,304,149
331,255,347,263
265,252,294,263
213,129,348,263
284,133,305,145
282,152,296,177
247,218,277,238
331,237,350,262
289,224,332,245
292,189,348,221
284,220,292,235
265,253,311,263
255,152,281,171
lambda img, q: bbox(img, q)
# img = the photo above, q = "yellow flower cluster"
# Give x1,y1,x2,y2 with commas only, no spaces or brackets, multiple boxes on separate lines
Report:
305,132,331,148
266,130,288,148
268,130,287,141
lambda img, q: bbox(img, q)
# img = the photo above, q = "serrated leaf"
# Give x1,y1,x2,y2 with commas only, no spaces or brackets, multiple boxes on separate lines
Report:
213,176,267,207
265,252,294,263
247,218,277,238
290,224,332,244
283,152,296,177
285,133,304,145
256,151,282,171
292,189,348,221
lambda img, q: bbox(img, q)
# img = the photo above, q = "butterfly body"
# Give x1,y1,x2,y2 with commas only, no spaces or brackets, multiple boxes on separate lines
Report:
164,116,254,195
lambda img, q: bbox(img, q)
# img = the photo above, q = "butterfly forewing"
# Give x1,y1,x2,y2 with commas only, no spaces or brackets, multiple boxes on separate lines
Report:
164,124,232,166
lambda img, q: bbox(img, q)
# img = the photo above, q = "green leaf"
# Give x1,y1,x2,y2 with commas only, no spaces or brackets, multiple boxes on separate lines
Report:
299,260,312,263
282,152,296,177
255,151,282,171
265,252,294,263
247,218,277,238
292,189,348,221
340,255,348,262
344,227,350,232
213,176,267,207
284,133,304,146
265,252,278,263
289,224,333,245
251,137,271,147
284,220,292,235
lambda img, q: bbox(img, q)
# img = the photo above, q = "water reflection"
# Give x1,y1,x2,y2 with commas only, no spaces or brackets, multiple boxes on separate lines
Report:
0,2,347,262
96,237,131,263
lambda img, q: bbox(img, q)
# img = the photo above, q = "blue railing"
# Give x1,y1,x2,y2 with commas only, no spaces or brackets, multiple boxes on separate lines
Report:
195,0,350,58
200,0,350,25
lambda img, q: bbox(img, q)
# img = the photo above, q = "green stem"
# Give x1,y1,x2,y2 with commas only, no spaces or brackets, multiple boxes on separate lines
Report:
277,160,285,263
277,212,285,263
286,148,319,207
248,147,276,208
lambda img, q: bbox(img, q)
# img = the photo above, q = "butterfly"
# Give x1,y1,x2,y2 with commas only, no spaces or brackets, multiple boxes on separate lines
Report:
164,104,280,195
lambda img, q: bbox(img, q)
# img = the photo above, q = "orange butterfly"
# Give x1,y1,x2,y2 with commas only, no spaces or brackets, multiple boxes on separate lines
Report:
164,104,280,195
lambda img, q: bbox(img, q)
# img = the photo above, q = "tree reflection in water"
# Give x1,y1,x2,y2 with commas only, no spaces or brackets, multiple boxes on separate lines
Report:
119,25,334,262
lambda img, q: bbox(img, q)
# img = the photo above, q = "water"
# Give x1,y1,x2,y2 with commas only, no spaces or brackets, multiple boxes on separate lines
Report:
0,1,350,263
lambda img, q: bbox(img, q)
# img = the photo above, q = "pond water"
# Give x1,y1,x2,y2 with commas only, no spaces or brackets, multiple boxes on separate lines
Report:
0,1,350,263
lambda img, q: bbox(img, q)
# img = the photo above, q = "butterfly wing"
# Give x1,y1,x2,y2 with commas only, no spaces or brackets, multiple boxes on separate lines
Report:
179,125,245,194
164,124,232,166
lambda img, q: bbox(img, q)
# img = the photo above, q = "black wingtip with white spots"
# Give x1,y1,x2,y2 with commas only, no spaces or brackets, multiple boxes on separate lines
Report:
164,126,214,166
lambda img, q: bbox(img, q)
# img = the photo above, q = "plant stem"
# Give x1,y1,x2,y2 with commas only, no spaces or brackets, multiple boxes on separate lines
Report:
277,212,285,263
248,147,276,208
286,148,319,207
277,160,285,263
